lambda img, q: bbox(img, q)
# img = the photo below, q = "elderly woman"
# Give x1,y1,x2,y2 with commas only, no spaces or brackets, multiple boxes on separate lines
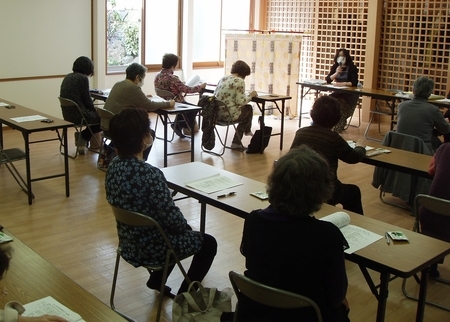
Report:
0,244,68,322
326,48,359,133
396,76,450,152
214,60,257,151
105,108,217,297
291,96,366,215
240,146,350,322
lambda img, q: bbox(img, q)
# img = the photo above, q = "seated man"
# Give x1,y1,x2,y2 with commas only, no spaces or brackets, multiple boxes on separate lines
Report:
290,96,366,215
105,63,175,160
154,53,206,137
396,76,450,152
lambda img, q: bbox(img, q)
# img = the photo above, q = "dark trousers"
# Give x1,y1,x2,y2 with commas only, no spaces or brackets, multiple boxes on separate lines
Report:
329,183,364,215
81,124,102,141
148,233,217,294
174,112,197,130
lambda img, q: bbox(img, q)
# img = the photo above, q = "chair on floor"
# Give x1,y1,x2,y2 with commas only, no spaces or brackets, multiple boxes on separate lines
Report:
402,194,450,312
57,97,101,159
95,107,115,171
364,99,397,141
110,205,191,322
228,271,323,322
344,100,361,129
201,99,241,156
0,143,31,198
154,88,177,142
371,131,432,209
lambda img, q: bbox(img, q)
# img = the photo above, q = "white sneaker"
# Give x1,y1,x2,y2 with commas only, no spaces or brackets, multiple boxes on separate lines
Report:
182,127,192,136
230,143,246,151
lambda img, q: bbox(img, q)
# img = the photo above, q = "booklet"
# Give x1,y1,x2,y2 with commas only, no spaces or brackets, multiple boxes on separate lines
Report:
320,212,383,254
0,232,13,243
185,75,201,87
23,296,85,322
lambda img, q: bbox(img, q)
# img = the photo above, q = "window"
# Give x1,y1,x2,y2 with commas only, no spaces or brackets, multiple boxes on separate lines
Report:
106,0,142,73
106,0,251,73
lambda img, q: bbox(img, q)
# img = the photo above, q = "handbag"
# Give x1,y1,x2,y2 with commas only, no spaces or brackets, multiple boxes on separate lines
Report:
172,281,233,322
246,116,272,154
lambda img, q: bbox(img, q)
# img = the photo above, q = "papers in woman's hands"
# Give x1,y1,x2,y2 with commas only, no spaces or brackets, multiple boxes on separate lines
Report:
185,75,201,87
320,212,382,254
23,296,85,322
185,174,243,194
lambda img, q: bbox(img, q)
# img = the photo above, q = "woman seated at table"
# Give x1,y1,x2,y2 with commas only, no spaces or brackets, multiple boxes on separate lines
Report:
60,56,102,154
105,108,217,297
214,60,257,151
0,244,68,322
154,53,206,137
240,146,350,322
290,96,366,215
326,48,359,133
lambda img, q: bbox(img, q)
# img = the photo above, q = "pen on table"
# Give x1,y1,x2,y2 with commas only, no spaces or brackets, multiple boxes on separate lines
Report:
217,192,236,199
385,232,390,245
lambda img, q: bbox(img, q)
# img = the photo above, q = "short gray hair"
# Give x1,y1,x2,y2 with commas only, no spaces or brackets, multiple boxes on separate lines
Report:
413,76,434,99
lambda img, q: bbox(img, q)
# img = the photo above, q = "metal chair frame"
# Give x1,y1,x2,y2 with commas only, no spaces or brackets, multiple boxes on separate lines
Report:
201,99,241,156
95,107,115,172
402,194,450,312
0,143,32,198
110,205,192,322
229,271,323,322
57,97,101,159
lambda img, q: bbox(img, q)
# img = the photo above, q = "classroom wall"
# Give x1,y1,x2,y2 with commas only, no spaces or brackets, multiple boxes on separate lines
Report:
0,0,225,119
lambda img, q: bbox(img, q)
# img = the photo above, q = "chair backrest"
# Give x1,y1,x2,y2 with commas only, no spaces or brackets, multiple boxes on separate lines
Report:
110,205,175,255
214,99,237,126
414,194,450,239
58,96,84,123
155,88,175,100
96,107,115,132
228,271,323,322
382,131,432,156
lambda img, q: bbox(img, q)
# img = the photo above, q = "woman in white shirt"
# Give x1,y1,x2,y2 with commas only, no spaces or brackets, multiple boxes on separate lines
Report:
214,60,257,150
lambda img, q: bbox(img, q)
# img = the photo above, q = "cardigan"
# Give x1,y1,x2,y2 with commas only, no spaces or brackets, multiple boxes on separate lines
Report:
104,80,170,115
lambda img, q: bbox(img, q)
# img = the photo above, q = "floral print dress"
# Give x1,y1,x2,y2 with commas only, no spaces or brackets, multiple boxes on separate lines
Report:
105,156,203,267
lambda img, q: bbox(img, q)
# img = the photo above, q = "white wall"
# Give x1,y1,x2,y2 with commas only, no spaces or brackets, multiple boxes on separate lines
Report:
0,0,225,119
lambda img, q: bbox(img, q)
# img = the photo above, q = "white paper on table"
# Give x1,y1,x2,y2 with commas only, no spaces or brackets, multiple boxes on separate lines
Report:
346,140,374,151
23,296,85,322
10,115,47,122
435,98,450,103
320,212,383,254
325,84,350,89
185,174,243,194
0,102,11,106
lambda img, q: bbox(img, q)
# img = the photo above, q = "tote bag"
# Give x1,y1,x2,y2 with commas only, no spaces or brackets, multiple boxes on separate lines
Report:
172,281,233,322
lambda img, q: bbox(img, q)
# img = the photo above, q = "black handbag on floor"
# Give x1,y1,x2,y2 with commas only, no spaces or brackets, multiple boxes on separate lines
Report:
246,117,272,154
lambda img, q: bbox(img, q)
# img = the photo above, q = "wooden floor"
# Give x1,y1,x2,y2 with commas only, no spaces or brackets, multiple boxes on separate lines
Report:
1,111,450,322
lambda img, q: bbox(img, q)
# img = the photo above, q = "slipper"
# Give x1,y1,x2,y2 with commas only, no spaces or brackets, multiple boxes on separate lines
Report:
147,280,176,299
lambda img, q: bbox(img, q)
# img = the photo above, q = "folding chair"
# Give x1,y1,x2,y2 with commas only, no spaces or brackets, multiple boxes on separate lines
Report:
154,88,177,142
57,97,101,159
402,194,450,312
201,99,242,156
110,205,192,322
371,131,432,209
0,143,32,198
95,107,115,171
229,271,323,322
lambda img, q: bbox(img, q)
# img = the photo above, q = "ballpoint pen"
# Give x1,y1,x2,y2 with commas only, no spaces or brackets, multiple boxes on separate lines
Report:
217,192,236,199
385,232,390,245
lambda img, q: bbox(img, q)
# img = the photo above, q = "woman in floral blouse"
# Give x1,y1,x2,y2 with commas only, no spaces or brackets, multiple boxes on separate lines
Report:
214,60,257,151
105,108,217,297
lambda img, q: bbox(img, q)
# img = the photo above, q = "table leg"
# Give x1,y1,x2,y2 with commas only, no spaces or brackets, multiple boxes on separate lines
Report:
200,202,206,233
280,100,285,150
23,132,33,205
415,267,429,322
298,85,304,127
63,128,70,197
163,114,168,167
260,102,265,154
376,272,390,322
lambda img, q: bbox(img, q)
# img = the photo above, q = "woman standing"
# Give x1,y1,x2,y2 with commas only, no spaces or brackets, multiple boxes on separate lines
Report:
326,48,359,133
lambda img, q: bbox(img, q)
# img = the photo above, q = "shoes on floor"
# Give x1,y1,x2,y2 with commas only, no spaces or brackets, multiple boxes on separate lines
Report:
74,132,87,155
89,132,102,149
244,131,253,137
182,122,200,136
146,279,176,299
171,124,186,138
230,143,246,151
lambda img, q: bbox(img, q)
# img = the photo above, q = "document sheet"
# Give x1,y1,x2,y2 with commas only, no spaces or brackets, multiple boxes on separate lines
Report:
23,296,85,322
185,174,243,194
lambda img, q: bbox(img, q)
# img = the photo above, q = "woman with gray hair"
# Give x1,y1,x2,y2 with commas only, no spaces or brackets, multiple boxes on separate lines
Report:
396,76,450,152
239,146,350,322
